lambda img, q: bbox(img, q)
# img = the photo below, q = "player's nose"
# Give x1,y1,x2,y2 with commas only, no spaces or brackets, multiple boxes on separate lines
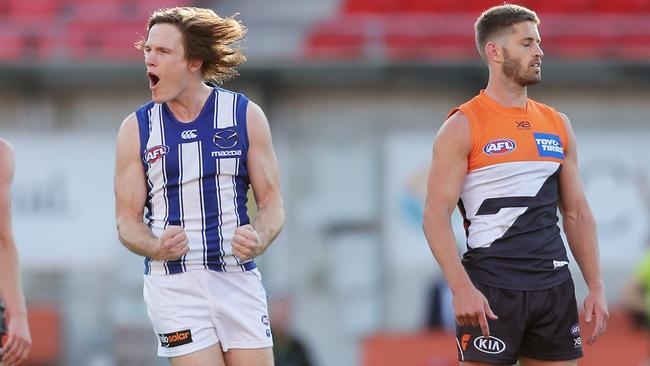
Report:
534,43,544,58
145,52,157,66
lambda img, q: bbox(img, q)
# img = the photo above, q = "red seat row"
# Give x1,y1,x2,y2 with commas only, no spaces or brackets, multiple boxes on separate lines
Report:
343,0,650,14
0,0,191,61
305,13,650,61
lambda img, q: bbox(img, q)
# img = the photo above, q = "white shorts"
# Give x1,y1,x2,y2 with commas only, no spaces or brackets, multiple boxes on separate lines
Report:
143,269,273,357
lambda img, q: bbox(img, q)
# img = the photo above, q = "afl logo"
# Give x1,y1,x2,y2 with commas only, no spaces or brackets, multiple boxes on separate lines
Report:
474,336,506,354
213,128,238,149
144,145,168,164
570,324,580,336
483,138,516,155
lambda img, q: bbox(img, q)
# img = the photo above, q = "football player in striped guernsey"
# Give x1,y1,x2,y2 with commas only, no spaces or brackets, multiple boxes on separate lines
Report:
114,7,283,366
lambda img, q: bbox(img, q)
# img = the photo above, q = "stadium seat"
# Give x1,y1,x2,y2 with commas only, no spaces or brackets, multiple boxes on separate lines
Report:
0,33,25,60
68,20,145,60
305,17,370,59
7,0,59,20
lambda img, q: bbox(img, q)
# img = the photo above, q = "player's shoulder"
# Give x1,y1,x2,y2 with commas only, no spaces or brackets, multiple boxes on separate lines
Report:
436,109,470,151
120,112,139,129
441,109,470,136
0,139,15,178
0,138,13,154
135,100,156,115
0,138,15,164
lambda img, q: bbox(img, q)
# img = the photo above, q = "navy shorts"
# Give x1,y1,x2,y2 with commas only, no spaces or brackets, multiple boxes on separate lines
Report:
456,278,583,364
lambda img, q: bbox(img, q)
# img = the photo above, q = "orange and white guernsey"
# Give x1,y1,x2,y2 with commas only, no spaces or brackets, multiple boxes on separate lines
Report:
450,90,572,290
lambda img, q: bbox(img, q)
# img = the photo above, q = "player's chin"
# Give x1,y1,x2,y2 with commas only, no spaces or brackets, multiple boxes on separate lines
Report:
151,92,164,104
524,75,542,86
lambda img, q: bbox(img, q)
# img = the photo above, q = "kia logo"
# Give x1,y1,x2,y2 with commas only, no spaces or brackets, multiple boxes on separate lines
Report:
213,128,238,148
473,336,506,354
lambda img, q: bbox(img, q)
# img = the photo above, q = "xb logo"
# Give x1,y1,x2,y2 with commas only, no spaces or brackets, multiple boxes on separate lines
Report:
181,129,198,139
213,128,238,148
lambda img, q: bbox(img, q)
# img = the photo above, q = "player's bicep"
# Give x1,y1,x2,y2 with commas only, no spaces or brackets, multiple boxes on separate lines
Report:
424,112,471,215
114,114,148,221
246,102,281,207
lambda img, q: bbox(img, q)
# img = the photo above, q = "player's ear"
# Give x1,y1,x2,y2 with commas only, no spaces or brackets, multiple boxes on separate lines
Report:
188,59,203,73
485,41,503,64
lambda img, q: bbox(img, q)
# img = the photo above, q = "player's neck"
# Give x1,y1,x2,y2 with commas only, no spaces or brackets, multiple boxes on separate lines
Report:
484,75,528,109
166,82,213,123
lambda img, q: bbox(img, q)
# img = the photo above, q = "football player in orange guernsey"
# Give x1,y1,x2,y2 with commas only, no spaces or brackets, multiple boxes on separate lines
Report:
422,4,608,365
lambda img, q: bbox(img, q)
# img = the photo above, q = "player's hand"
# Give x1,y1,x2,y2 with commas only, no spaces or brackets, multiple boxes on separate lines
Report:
584,285,608,345
1,310,31,366
232,224,261,260
452,283,498,337
154,225,189,261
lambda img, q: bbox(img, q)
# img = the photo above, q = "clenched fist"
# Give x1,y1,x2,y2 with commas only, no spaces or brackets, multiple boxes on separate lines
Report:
232,224,261,260
154,225,189,261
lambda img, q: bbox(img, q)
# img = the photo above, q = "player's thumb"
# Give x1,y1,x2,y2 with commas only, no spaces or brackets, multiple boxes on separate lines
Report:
484,302,498,320
238,224,254,231
167,225,184,233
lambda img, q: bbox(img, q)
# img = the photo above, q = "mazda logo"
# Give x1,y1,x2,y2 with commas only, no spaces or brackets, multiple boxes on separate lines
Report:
213,128,238,149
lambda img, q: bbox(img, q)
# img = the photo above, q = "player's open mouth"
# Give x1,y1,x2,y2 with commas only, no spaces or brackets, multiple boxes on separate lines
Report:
148,72,160,89
530,61,541,68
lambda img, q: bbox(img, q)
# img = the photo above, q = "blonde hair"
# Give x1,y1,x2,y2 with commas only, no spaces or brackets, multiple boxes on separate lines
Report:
136,7,247,84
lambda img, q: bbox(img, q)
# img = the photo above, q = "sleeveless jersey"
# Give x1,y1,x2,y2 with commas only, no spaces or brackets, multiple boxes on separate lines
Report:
449,90,571,290
135,86,256,275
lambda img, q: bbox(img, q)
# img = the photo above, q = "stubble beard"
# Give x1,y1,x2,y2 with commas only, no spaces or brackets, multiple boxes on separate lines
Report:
502,49,541,87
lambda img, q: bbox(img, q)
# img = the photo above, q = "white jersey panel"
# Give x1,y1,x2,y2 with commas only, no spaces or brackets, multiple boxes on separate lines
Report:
461,161,561,248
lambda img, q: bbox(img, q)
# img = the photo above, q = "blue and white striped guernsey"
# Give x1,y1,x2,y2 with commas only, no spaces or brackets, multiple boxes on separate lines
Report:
135,86,256,275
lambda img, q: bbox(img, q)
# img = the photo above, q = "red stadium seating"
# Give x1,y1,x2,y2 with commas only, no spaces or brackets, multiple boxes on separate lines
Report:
305,0,650,61
7,0,59,20
341,0,650,14
0,0,192,61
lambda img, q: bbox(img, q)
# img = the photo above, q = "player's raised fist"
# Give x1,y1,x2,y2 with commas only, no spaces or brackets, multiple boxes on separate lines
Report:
232,224,261,260
155,225,189,260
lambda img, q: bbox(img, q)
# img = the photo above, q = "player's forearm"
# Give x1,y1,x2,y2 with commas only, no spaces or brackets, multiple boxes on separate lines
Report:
116,217,159,259
252,193,284,254
563,206,604,290
423,208,472,293
0,237,27,315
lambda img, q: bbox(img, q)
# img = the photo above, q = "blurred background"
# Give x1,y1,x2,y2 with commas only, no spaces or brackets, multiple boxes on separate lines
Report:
0,0,649,365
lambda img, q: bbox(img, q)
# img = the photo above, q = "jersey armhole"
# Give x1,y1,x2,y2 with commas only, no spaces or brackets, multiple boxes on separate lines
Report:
455,105,480,165
135,105,152,171
236,94,250,155
551,108,570,155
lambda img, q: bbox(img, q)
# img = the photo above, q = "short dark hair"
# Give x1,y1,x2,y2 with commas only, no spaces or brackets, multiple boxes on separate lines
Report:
475,4,539,62
136,7,247,84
